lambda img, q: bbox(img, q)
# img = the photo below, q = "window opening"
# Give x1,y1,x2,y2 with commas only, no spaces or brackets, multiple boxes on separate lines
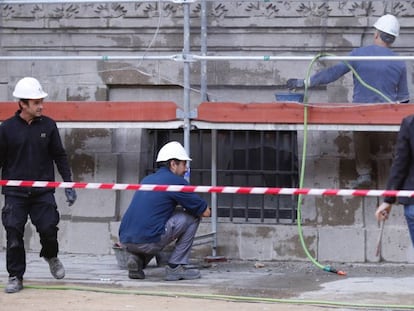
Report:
146,129,299,223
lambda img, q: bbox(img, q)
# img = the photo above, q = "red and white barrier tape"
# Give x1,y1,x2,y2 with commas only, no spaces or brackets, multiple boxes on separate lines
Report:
0,179,411,197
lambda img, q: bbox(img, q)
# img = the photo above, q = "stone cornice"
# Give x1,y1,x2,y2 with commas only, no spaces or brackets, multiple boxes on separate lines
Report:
1,1,414,21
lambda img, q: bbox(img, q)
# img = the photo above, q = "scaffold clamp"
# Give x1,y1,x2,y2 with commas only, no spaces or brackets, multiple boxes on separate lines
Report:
176,108,198,119
172,53,196,62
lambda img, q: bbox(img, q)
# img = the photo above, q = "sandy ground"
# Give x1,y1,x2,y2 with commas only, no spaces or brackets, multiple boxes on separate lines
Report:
1,252,414,310
0,288,335,311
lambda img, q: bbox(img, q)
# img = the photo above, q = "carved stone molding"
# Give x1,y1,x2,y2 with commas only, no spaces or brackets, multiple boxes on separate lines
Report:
2,1,414,21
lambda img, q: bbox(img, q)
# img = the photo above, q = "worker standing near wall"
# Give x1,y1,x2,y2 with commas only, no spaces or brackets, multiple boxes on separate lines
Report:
287,14,409,188
119,141,211,281
0,77,77,293
375,114,414,247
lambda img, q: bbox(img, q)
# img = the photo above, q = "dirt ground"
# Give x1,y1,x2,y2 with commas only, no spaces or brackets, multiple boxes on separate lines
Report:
0,287,334,311
2,253,414,311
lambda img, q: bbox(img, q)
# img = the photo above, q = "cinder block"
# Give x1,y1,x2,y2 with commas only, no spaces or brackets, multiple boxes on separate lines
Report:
236,224,275,261
191,221,215,258
364,223,413,263
59,221,111,254
61,128,112,153
112,128,142,153
366,224,383,262
365,204,406,228
380,225,412,262
215,223,240,259
56,153,118,218
116,153,140,217
306,156,339,188
362,197,381,227
60,188,116,218
318,227,365,262
301,196,318,223
314,196,363,226
271,225,317,261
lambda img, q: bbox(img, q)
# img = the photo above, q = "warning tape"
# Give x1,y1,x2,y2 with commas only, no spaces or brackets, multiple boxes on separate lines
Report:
0,179,410,197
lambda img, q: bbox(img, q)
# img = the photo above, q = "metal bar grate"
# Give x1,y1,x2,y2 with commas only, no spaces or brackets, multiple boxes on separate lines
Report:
147,129,299,224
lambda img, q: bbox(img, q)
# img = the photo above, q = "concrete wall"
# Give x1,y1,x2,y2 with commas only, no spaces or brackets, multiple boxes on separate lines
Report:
1,0,414,263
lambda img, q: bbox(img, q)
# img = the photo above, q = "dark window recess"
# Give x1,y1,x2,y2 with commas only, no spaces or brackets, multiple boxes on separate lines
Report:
146,129,299,223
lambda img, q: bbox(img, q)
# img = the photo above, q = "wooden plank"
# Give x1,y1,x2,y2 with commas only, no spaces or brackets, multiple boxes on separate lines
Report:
0,101,178,122
1,101,412,125
196,102,414,125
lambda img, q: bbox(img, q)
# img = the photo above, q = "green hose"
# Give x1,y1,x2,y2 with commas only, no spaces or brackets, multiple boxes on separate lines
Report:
296,52,394,275
296,53,327,273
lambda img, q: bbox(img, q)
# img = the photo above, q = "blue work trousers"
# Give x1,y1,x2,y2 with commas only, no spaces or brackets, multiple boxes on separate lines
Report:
404,205,414,248
124,211,200,266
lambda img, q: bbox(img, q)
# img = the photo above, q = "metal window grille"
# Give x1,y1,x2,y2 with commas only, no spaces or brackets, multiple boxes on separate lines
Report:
146,129,299,224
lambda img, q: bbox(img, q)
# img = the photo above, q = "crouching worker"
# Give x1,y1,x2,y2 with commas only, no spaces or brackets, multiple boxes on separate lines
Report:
119,141,211,281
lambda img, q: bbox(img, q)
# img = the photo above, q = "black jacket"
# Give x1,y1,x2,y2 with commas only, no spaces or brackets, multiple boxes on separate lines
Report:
0,110,72,197
385,114,414,205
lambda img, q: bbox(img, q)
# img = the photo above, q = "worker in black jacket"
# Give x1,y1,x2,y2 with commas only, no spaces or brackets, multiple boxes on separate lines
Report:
376,115,414,247
0,77,77,293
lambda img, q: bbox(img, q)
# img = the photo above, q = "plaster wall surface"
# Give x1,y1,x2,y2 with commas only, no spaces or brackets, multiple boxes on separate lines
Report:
0,0,413,262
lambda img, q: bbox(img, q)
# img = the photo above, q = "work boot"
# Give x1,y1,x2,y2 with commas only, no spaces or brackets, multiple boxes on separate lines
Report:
164,264,201,281
45,257,65,279
127,254,145,279
4,276,23,293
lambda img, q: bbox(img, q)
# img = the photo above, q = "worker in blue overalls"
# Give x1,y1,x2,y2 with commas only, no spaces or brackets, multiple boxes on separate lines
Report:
287,14,409,189
119,141,211,281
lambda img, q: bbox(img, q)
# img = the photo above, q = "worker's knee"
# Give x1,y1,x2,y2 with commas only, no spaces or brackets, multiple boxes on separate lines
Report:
32,202,60,236
2,203,26,249
38,224,58,239
174,211,200,226
6,229,24,250
1,203,20,228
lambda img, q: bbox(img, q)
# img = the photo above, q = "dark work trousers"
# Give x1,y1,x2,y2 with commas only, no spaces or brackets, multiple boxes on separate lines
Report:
1,192,60,279
125,211,201,266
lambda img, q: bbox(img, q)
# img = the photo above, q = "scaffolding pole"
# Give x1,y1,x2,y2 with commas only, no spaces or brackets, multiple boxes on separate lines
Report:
183,2,191,178
1,55,414,61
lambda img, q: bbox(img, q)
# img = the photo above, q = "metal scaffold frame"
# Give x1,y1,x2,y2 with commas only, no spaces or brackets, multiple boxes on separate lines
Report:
0,0,224,256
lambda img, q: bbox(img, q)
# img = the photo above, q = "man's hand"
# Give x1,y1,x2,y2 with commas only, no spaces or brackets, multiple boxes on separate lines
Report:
202,207,211,217
375,202,392,221
286,78,305,90
65,188,77,206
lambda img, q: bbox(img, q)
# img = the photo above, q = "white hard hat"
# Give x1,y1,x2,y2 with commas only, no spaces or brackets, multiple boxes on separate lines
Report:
373,14,399,37
13,77,48,99
156,141,192,162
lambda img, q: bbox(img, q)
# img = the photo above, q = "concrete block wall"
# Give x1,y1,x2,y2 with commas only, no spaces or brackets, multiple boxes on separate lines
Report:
1,1,414,263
